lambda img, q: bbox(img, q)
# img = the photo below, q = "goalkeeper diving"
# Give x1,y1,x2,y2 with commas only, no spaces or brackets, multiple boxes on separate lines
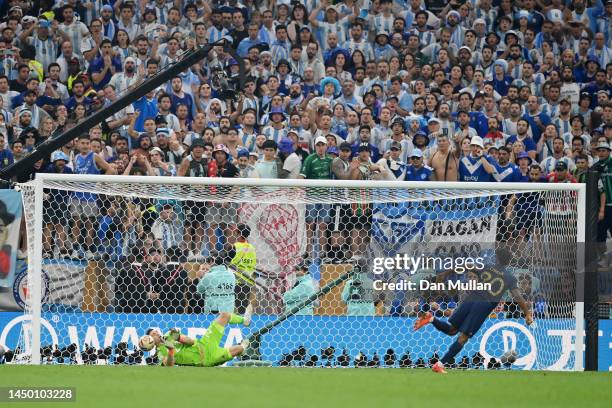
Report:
138,308,252,367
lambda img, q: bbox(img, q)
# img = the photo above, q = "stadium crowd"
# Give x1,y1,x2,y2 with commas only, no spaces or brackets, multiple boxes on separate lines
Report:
0,0,609,264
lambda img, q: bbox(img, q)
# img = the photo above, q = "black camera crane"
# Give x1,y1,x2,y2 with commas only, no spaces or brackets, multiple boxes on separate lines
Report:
0,39,244,183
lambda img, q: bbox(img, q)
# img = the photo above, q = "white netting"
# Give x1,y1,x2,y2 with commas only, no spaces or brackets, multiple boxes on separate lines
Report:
12,177,581,370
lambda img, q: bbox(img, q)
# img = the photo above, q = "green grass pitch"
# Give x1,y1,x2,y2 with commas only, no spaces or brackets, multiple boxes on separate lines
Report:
1,366,611,408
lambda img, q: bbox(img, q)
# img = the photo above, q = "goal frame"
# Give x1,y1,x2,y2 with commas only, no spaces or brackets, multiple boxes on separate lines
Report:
23,173,586,370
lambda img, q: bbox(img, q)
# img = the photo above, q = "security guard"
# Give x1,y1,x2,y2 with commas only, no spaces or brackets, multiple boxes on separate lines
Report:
283,259,316,316
197,251,236,313
229,224,257,314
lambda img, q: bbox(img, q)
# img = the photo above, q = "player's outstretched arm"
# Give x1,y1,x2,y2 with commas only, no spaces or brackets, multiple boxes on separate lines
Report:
166,329,195,346
162,343,175,367
176,335,195,346
510,288,534,325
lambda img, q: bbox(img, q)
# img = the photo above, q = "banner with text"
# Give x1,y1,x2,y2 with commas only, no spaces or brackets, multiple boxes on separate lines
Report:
0,312,594,370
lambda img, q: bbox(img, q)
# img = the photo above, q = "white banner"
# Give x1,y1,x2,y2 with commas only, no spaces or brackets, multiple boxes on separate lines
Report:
0,190,23,288
237,188,307,278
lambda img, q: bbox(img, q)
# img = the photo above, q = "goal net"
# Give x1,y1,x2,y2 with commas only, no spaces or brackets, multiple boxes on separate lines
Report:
9,175,584,370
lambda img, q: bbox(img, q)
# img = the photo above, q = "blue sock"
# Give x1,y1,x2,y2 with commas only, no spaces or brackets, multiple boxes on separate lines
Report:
432,318,454,335
441,340,465,365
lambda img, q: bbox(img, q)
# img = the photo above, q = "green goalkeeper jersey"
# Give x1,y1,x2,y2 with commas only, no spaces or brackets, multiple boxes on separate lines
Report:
157,332,206,367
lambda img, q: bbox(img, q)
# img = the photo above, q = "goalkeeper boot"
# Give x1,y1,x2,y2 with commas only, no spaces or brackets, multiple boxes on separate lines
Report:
432,361,447,374
243,304,253,327
413,312,433,331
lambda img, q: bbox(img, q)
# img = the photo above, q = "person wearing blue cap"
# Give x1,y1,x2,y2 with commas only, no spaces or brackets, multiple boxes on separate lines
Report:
411,130,430,159
236,148,259,178
278,137,301,179
19,18,56,72
262,106,288,144
404,149,432,181
376,140,406,181
515,151,534,182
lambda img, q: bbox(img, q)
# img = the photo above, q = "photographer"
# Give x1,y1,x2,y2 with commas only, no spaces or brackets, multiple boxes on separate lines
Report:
341,258,375,316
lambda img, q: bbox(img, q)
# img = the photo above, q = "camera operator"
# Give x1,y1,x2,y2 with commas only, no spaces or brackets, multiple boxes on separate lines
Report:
341,257,375,316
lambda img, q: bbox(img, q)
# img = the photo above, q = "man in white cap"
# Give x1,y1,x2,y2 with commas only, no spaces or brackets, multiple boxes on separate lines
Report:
458,135,496,182
108,56,141,94
300,135,333,257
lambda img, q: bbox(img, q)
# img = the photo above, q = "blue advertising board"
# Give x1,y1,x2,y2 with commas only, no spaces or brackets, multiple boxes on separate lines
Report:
1,312,603,370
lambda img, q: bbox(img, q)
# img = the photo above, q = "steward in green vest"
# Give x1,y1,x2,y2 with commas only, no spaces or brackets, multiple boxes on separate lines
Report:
229,224,257,314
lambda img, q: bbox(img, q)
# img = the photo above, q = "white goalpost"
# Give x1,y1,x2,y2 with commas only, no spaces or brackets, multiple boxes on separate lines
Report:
11,174,585,370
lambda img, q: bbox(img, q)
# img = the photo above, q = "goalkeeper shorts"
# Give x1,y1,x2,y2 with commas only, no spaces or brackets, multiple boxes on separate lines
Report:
199,322,233,367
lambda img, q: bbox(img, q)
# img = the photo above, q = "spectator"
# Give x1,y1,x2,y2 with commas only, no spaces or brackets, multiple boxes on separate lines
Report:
300,136,333,256
42,151,73,258
151,204,183,253
405,149,433,181
547,161,577,183
115,247,189,314
71,134,116,259
254,139,282,179
2,0,610,302
458,136,496,182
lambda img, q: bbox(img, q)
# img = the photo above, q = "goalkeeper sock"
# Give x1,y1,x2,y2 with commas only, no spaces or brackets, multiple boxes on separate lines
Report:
432,318,454,335
440,340,465,365
229,314,244,325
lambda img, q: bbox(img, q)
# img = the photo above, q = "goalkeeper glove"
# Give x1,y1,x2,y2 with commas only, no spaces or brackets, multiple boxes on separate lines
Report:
163,337,176,349
168,328,181,341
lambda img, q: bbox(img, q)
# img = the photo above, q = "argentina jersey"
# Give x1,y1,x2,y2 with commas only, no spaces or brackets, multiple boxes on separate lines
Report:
262,126,288,144
459,155,493,182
